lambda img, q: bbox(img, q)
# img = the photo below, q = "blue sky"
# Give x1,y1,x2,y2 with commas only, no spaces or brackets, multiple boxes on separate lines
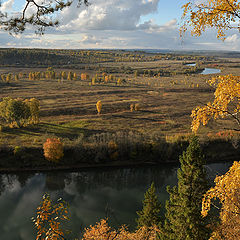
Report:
140,0,185,25
0,0,240,50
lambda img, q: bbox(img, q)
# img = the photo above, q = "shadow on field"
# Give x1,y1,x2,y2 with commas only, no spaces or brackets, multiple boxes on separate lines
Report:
3,122,100,140
105,112,164,122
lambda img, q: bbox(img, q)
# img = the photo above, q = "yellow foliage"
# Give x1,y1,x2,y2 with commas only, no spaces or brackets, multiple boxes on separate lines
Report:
130,104,134,112
108,140,118,151
202,161,240,240
33,194,69,240
191,74,240,132
82,219,160,240
181,0,240,40
117,78,122,85
135,103,140,111
43,138,64,162
165,133,192,143
96,100,102,115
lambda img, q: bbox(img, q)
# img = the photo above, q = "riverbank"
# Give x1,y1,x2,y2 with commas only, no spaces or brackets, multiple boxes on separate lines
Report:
0,139,238,173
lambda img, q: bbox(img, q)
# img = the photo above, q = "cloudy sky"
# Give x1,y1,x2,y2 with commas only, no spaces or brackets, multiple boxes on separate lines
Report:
0,0,240,50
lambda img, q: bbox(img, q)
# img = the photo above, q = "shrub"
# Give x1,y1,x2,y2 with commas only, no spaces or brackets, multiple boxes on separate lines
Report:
43,138,64,162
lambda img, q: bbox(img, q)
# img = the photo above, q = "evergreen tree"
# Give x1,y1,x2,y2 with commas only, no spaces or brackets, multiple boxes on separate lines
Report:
136,182,161,229
160,136,210,240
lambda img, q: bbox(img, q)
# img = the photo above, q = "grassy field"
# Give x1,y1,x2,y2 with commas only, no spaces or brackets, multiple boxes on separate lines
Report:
1,53,240,168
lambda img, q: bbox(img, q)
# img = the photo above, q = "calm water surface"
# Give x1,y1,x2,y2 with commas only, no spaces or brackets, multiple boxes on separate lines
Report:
201,68,221,75
186,63,221,75
0,162,233,240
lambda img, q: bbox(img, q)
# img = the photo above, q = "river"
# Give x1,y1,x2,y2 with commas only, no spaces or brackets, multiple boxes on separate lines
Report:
186,63,221,75
201,68,221,75
0,161,233,240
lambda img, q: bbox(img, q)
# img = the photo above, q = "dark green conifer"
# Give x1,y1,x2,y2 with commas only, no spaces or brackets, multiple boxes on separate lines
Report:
136,182,161,229
160,136,210,240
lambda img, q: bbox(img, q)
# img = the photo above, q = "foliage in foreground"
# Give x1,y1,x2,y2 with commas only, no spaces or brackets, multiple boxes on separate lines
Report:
32,193,69,240
202,161,240,240
82,219,160,240
181,0,240,40
34,194,160,240
160,136,210,240
191,75,240,132
136,182,161,229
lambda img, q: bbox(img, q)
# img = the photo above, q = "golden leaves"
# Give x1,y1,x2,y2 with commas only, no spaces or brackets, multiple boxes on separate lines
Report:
191,75,240,132
33,194,69,240
181,0,240,40
96,100,102,115
201,161,240,239
43,138,64,162
82,219,160,240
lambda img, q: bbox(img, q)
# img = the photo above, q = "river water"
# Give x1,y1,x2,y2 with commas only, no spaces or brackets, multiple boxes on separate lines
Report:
201,68,221,75
186,63,221,75
0,162,233,240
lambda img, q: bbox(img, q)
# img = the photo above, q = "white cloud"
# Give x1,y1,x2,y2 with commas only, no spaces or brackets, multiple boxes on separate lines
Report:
0,0,14,12
1,0,240,50
58,0,160,32
225,34,239,43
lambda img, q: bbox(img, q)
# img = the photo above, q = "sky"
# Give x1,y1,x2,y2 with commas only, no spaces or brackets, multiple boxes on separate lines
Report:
0,0,240,50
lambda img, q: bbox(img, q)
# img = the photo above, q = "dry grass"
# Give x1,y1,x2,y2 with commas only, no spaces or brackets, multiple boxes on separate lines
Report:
1,58,240,148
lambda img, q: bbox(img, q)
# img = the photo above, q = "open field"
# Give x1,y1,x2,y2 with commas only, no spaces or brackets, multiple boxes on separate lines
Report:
1,50,240,169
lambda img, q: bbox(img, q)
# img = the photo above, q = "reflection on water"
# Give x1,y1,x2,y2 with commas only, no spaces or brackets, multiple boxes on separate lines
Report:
201,68,221,75
0,162,233,240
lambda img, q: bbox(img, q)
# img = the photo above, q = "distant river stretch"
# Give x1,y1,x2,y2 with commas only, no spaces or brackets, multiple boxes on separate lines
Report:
0,161,232,240
201,68,221,75
186,63,221,75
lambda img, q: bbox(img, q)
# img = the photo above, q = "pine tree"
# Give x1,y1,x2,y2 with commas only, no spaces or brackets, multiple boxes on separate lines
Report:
136,182,161,229
160,136,210,240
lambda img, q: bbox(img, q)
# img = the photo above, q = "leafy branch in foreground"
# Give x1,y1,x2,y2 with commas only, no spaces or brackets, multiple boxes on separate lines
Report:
32,193,69,240
202,161,240,240
191,74,240,132
0,0,89,34
181,0,240,40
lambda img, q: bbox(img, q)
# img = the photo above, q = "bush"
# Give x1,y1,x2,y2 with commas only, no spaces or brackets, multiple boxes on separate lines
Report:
43,138,64,162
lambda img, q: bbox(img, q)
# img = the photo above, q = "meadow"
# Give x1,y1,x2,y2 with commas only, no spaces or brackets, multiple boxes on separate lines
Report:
0,49,240,170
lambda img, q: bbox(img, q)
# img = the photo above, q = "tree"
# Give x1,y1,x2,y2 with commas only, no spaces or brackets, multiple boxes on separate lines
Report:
82,219,160,240
181,0,240,40
32,193,69,240
0,97,30,127
181,2,240,133
96,100,102,115
27,98,40,124
0,97,40,127
201,161,240,240
67,71,73,81
191,74,240,132
160,137,209,240
43,138,64,162
0,0,89,34
136,182,162,229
